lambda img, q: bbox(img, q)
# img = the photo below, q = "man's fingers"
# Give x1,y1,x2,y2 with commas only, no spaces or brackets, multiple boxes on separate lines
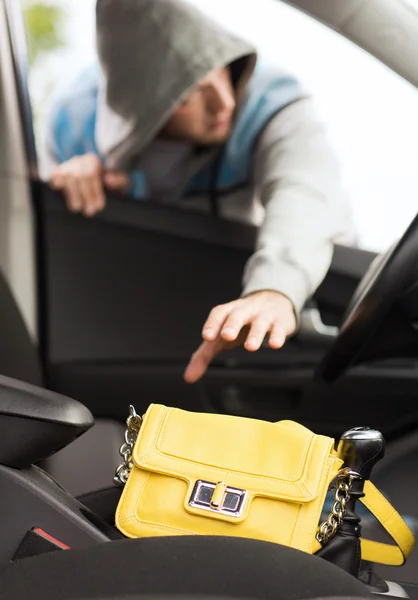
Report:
269,320,287,349
50,171,65,190
202,304,233,342
78,178,99,217
220,307,252,342
92,175,106,212
104,171,130,192
79,158,106,216
49,154,109,217
187,292,297,384
244,316,272,351
63,175,83,213
79,175,105,217
184,341,219,383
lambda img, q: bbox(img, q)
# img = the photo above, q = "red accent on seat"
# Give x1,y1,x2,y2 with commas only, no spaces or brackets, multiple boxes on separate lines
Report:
33,528,70,550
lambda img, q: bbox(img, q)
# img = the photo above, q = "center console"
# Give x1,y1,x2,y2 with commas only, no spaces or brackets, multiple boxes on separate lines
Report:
0,374,121,563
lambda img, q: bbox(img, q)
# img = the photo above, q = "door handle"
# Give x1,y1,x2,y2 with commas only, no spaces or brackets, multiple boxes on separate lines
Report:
298,308,338,339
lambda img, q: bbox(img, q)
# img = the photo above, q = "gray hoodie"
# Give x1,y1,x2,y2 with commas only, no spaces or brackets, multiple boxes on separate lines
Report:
95,0,256,168
49,0,355,317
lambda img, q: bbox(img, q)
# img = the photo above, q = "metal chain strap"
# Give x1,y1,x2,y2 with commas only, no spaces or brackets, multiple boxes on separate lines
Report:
316,468,361,546
114,405,142,486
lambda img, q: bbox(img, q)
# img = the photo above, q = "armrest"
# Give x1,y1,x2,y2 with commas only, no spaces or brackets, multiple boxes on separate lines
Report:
0,375,94,468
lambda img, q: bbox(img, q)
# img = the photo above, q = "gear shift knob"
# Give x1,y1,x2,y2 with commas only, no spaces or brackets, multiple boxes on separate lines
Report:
337,427,385,480
318,426,387,581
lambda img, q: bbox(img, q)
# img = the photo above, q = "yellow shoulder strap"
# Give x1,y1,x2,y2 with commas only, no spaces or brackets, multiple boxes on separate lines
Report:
360,480,415,566
312,481,415,565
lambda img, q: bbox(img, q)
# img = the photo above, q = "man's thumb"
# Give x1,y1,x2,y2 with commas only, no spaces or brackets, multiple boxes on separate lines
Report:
103,171,129,191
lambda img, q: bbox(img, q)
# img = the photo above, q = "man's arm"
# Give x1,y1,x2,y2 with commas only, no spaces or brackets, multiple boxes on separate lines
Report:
184,97,354,383
243,96,354,318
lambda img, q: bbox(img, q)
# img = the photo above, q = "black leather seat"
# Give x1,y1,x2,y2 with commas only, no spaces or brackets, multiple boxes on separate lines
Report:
0,536,371,600
0,270,124,513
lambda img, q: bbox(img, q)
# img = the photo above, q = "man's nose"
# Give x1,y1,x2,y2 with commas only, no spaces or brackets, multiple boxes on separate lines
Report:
209,82,236,115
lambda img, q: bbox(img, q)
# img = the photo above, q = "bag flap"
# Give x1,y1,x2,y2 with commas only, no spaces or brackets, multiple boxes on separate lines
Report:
132,404,338,503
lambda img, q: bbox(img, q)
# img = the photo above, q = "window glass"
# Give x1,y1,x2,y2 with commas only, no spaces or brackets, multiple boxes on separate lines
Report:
23,0,418,252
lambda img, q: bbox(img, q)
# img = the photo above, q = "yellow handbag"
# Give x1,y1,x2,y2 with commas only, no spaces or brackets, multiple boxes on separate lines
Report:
114,404,414,566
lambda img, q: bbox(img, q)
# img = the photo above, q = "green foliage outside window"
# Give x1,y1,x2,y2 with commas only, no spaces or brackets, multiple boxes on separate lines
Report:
22,1,67,68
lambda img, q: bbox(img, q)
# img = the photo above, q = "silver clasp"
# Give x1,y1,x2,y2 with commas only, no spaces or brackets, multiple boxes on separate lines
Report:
189,480,247,518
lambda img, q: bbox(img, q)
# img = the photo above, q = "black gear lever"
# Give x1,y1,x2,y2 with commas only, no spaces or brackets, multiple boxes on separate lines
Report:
338,427,385,479
317,427,386,582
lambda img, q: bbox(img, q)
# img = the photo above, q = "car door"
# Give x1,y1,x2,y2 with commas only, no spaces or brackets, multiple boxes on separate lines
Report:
32,182,375,423
5,0,418,442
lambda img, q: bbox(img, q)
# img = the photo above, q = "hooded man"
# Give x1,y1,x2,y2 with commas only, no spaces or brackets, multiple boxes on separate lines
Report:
47,0,354,383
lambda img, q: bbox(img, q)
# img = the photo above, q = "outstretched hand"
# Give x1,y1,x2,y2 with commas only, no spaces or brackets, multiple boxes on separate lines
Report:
184,290,297,384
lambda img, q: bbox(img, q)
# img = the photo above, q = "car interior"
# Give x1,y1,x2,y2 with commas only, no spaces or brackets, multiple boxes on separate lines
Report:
1,0,418,598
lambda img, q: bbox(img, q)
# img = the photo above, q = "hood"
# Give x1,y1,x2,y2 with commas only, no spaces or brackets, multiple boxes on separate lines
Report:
95,0,257,170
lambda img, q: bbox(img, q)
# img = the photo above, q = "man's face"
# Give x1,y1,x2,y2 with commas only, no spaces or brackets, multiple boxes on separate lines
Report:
161,67,236,145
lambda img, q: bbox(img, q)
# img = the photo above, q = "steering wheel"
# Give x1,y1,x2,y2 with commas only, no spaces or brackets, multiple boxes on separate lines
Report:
316,213,418,382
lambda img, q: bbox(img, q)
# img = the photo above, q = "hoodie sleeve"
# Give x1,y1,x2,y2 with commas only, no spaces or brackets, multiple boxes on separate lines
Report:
241,97,353,317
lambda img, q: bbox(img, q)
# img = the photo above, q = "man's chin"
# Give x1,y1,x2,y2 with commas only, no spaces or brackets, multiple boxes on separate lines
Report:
200,127,232,146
